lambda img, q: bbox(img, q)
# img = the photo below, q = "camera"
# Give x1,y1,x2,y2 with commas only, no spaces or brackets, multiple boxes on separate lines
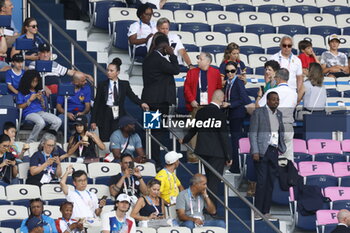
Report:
128,161,134,169
6,152,15,161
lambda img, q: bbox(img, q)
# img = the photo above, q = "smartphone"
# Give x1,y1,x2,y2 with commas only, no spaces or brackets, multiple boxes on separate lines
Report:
101,195,108,200
129,161,134,169
171,43,177,48
260,86,265,95
158,213,164,216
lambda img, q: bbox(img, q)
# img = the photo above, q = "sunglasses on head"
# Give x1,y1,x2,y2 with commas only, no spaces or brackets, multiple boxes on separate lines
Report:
225,69,236,74
282,44,292,48
29,25,38,28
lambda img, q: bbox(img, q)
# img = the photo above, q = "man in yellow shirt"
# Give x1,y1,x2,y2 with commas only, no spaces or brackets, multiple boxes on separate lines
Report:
155,151,184,205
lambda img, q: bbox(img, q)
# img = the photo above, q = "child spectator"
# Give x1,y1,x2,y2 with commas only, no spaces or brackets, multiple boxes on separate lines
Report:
3,121,28,162
6,53,25,95
55,201,84,233
298,40,320,76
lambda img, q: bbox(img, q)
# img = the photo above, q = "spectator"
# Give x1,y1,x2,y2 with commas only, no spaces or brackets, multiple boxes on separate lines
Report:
148,17,194,72
55,201,84,233
17,70,62,142
60,166,106,219
262,60,280,92
109,116,147,163
331,209,350,233
219,42,247,85
250,92,286,220
28,43,94,95
20,198,58,233
3,121,28,162
91,58,149,142
109,154,147,204
223,61,251,173
320,34,349,78
6,53,24,95
66,115,105,162
0,28,10,71
155,151,184,205
256,69,297,161
269,36,303,91
128,3,157,58
141,34,179,170
130,179,166,222
183,52,222,163
26,133,62,187
298,40,320,76
101,194,136,233
297,63,326,113
11,17,45,61
176,174,225,229
0,0,19,47
0,134,18,186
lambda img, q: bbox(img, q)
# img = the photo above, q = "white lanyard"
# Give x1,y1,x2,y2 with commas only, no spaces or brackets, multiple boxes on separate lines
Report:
164,168,177,192
146,196,160,215
121,172,135,195
188,189,201,215
279,54,292,71
75,190,93,205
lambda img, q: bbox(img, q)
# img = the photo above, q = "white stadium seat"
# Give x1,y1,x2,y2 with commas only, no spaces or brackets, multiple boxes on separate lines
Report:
239,12,272,26
171,31,195,45
108,7,138,23
316,0,348,7
98,142,110,158
193,227,226,233
284,0,316,7
336,15,350,28
227,33,261,47
88,162,121,178
260,33,287,49
43,205,61,220
194,32,227,47
271,13,304,27
135,162,156,177
252,0,284,6
135,227,157,233
293,34,326,49
6,184,41,201
17,162,29,182
41,184,74,201
86,184,110,199
0,205,28,220
188,0,220,4
207,11,239,25
248,54,269,68
60,163,87,175
174,10,206,24
158,227,191,233
0,228,15,233
303,13,336,27
153,9,175,22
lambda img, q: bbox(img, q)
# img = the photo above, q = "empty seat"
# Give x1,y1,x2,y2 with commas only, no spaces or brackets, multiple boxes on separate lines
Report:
213,23,243,34
310,26,341,38
308,139,342,155
188,0,220,4
314,153,347,164
322,6,350,16
342,140,350,153
316,0,348,7
91,0,126,30
239,12,272,26
290,5,320,15
60,163,87,175
227,33,260,47
195,32,227,47
316,210,339,233
174,10,206,24
334,162,350,177
240,46,265,56
248,54,269,68
332,200,350,210
0,205,28,220
239,137,250,154
303,13,336,28
6,185,41,202
251,0,284,6
336,15,350,28
86,184,110,199
324,186,350,201
293,34,326,49
284,0,316,7
152,9,175,22
225,4,256,13
158,227,190,233
220,0,252,5
135,162,156,177
271,12,304,27
192,227,226,233
337,78,350,92
293,139,308,153
173,31,195,45
294,152,313,163
245,24,276,36
136,227,158,233
258,5,288,14
88,162,121,178
193,3,223,13
0,228,14,233
41,184,73,203
108,7,137,22
278,25,308,36
305,175,338,188
43,205,61,220
201,45,226,55
207,11,239,25
298,161,334,176
181,23,210,33
260,33,287,49
163,2,191,11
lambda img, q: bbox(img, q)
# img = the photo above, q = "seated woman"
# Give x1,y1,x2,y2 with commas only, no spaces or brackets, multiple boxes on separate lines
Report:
131,179,165,223
17,70,62,142
20,198,58,233
67,115,105,162
128,3,157,57
26,133,62,187
0,134,18,186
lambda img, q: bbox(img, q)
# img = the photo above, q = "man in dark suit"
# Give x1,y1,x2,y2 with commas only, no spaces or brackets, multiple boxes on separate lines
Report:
332,209,350,233
181,90,233,206
249,91,286,220
142,34,180,170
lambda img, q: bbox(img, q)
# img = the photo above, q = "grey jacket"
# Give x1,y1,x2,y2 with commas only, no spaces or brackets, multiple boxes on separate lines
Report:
249,106,287,156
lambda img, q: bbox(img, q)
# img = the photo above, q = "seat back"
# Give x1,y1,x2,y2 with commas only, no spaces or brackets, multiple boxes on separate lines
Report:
239,138,250,154
158,227,191,233
0,228,15,233
271,12,304,27
308,139,342,155
248,54,269,68
152,9,174,22
135,162,156,177
298,161,334,176
43,205,61,220
316,210,339,225
17,162,29,182
88,162,121,178
239,12,272,26
260,33,287,49
207,11,239,25
293,34,326,50
227,33,260,47
41,184,74,200
324,187,350,201
293,139,308,153
303,13,336,27
192,227,226,233
60,163,87,175
195,32,227,47
0,205,28,220
342,140,350,153
135,227,157,233
86,184,110,199
6,185,41,201
174,10,206,24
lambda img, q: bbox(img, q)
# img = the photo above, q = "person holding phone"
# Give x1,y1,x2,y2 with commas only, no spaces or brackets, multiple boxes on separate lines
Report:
0,134,18,186
55,201,84,233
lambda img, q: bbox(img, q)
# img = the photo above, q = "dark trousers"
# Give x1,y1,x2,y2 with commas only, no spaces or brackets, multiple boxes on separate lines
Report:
201,155,225,208
229,118,244,173
254,146,278,214
98,108,119,142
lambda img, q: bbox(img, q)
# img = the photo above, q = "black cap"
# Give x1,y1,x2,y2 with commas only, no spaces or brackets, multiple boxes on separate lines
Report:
118,116,136,128
74,115,88,126
12,53,24,62
38,43,50,52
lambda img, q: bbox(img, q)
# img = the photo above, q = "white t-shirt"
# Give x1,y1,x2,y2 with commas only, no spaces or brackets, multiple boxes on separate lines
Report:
127,21,157,48
66,189,99,219
101,211,136,233
269,51,303,90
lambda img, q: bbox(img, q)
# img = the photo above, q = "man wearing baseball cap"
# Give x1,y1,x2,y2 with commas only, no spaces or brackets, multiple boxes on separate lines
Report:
320,34,349,78
155,151,184,205
101,193,136,233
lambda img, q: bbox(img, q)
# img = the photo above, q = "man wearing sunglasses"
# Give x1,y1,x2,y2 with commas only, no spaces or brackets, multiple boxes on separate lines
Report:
269,36,303,92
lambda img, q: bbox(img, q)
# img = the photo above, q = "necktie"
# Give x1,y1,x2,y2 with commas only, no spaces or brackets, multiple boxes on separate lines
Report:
113,81,118,105
225,81,231,101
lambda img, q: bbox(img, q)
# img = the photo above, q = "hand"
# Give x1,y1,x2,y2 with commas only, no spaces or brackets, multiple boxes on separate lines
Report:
46,158,55,166
76,112,84,116
67,113,75,121
264,72,271,83
222,102,230,108
80,140,89,147
91,123,97,130
141,103,150,111
134,155,147,164
53,156,60,164
311,50,317,58
252,153,260,162
44,86,52,96
201,188,208,196
189,64,195,69
238,74,247,84
85,74,94,84
0,159,9,167
123,168,132,178
8,160,16,166
69,222,84,231
133,167,142,177
149,212,158,220
164,45,174,55
257,87,263,98
29,93,38,102
226,160,233,166
178,138,183,144
190,100,199,108
99,198,106,207
66,164,74,175
193,218,204,225
76,222,84,231
85,131,93,138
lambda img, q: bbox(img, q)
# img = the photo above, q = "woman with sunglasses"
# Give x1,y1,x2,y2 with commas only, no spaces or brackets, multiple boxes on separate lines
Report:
11,17,45,62
223,61,251,174
0,134,18,186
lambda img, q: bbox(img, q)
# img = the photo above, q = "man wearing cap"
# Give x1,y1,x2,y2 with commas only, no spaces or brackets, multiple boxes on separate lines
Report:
5,53,24,95
101,193,136,233
28,43,94,94
155,151,184,205
321,34,349,78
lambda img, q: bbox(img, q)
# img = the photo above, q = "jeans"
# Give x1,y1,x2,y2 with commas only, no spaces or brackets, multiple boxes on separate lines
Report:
181,220,226,229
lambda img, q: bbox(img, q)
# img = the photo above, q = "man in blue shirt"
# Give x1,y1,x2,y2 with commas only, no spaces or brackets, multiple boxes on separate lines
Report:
6,53,24,95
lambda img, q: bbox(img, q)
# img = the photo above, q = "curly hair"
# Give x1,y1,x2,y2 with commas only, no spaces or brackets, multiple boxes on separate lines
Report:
18,70,42,95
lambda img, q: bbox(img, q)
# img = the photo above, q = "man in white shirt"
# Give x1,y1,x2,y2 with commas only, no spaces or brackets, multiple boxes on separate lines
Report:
269,36,303,92
256,68,297,161
60,165,106,219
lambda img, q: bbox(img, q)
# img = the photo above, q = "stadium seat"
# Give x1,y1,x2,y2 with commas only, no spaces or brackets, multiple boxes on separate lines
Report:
176,86,188,115
0,228,15,233
322,6,350,16
221,0,252,5
0,186,10,205
271,12,304,27
260,33,286,49
316,0,348,7
180,23,211,33
157,227,190,233
314,153,347,163
174,10,206,24
108,7,137,22
294,153,313,163
298,161,334,176
88,162,121,179
86,184,110,199
207,11,239,25
307,139,342,155
213,23,243,35
17,162,29,184
162,2,191,11
41,184,72,205
252,0,284,6
0,95,14,107
284,0,316,7
332,200,350,210
98,142,110,158
201,45,226,54
324,186,350,201
135,162,156,177
111,20,135,51
239,46,264,56
336,15,350,29
342,140,350,153
174,31,195,45
192,227,226,233
227,33,260,47
60,163,87,175
245,24,276,36
333,162,350,177
152,9,175,22
0,205,28,221
0,106,18,134
278,25,308,36
326,88,341,97
239,12,272,26
186,52,201,64
305,175,338,188
341,176,350,187
193,3,223,13
248,54,269,68
290,5,320,15
293,34,326,50
6,185,41,205
194,32,227,47
90,0,126,30
316,210,339,233
43,205,61,220
303,13,336,28
254,66,264,75
135,227,157,233
293,139,308,153
310,26,341,38
337,78,350,92
258,5,288,14
225,4,256,13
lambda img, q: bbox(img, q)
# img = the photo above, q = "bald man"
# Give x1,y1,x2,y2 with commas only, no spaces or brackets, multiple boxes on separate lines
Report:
331,209,350,233
181,90,232,207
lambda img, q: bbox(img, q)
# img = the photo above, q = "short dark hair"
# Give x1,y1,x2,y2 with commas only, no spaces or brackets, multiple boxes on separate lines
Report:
267,91,278,100
72,170,88,181
298,40,313,51
120,154,133,162
226,61,238,69
3,121,16,133
264,60,280,71
0,134,10,144
136,3,152,19
59,201,73,211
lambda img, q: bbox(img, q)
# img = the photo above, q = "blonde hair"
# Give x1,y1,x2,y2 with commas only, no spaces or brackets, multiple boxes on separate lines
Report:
222,42,240,62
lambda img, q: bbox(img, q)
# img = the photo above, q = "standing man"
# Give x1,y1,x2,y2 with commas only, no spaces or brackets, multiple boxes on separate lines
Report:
256,69,297,161
142,34,180,170
331,209,350,233
269,36,303,92
183,52,222,162
250,92,286,220
181,90,232,206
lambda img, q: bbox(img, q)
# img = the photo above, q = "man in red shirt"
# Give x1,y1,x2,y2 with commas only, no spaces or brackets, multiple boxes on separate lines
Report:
298,40,320,76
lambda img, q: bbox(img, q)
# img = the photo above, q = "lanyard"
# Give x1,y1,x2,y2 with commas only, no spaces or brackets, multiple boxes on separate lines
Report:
164,168,177,192
198,71,207,92
121,172,135,195
62,218,71,228
278,83,288,87
42,152,54,173
278,53,292,71
146,196,160,215
188,189,201,215
75,190,93,205
225,76,238,101
78,135,83,157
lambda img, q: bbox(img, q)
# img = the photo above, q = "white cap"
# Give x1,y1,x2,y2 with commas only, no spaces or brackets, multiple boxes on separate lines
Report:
328,34,340,43
117,193,131,203
165,151,183,164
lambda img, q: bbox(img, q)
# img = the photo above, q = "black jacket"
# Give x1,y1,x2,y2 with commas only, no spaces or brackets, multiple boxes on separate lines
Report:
331,225,350,233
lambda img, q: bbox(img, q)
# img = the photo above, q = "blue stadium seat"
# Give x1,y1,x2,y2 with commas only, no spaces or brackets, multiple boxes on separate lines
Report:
169,23,179,31
294,152,313,163
184,44,200,52
272,178,289,205
46,198,66,206
343,27,350,36
322,6,350,16
226,4,256,13
95,176,110,185
314,153,347,163
213,24,243,35
332,200,350,210
318,224,338,233
193,3,223,12
305,175,338,188
201,45,226,54
245,24,276,36
327,89,342,97
338,48,350,57
341,176,350,186
290,5,320,15
181,23,211,33
0,72,6,83
0,83,8,95
113,20,135,50
0,220,22,230
254,67,265,75
239,46,265,55
92,1,126,30
258,5,288,14
0,95,14,107
245,67,254,74
163,2,191,11
313,47,328,56
310,26,341,38
176,86,188,115
0,106,18,133
278,25,308,36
